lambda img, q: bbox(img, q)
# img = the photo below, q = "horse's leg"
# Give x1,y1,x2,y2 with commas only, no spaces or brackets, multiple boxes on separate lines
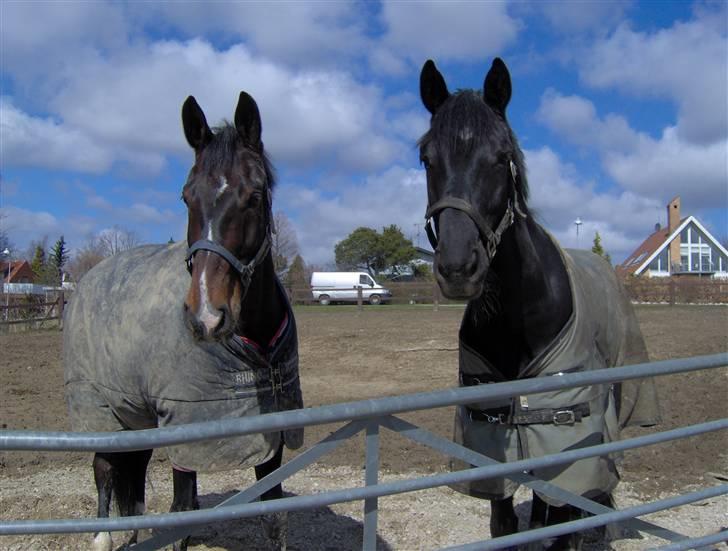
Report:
92,453,115,551
524,492,549,551
255,441,286,550
116,449,153,545
170,467,199,551
543,503,583,551
490,496,518,538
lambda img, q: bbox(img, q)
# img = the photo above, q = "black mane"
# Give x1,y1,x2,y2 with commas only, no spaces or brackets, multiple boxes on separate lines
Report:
201,122,277,191
418,90,529,203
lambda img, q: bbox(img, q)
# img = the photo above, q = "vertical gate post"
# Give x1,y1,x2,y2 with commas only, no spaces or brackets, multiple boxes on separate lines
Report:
433,282,440,311
363,421,380,550
357,287,364,312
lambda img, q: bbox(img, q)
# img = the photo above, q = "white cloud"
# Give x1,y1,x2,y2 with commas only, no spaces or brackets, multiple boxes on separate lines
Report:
277,166,428,266
524,147,663,260
580,9,728,144
604,127,728,206
125,2,367,68
3,38,406,175
0,100,114,173
375,1,521,71
537,91,727,209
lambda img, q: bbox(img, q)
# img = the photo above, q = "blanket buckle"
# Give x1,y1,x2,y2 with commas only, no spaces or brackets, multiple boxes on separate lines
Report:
553,410,575,425
270,365,283,394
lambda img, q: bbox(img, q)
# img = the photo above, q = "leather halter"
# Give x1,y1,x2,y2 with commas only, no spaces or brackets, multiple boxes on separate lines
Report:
186,232,271,292
424,160,526,260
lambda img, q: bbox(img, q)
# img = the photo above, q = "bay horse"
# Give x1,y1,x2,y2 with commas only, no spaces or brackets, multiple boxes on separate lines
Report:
418,58,660,549
64,92,303,551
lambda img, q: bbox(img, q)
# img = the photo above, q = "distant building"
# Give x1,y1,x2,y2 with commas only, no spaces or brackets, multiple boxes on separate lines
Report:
1,260,35,284
413,246,434,266
617,196,728,279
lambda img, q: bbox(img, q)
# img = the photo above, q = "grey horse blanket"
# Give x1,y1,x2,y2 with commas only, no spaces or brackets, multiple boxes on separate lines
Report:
64,241,304,472
452,247,660,505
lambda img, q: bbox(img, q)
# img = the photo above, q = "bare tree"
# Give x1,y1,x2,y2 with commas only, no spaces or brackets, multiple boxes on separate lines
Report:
97,225,141,257
272,211,299,272
66,237,106,282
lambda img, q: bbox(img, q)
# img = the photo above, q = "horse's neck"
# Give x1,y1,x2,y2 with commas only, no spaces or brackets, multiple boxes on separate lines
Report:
464,217,573,377
234,256,286,347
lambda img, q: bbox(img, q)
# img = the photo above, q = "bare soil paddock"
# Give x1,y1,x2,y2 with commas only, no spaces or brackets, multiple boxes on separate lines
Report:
1,305,726,550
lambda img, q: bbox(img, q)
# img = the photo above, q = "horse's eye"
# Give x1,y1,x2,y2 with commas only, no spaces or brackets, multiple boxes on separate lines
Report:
249,192,263,207
420,155,431,169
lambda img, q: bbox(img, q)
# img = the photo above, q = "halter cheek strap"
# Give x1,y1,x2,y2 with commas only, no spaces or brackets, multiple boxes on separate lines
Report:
424,160,527,260
185,231,271,291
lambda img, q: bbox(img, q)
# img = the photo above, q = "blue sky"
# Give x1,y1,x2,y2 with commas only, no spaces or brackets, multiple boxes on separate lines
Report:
1,1,726,267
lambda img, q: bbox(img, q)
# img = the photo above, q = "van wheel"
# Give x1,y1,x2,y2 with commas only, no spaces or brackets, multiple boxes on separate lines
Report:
369,294,381,305
319,295,331,306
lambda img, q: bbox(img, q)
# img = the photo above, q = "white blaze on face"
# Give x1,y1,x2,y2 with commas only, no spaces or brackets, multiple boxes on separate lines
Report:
458,126,474,143
198,223,222,332
215,175,228,204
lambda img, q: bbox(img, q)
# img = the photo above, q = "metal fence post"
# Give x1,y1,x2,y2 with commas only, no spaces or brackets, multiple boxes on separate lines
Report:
363,420,380,550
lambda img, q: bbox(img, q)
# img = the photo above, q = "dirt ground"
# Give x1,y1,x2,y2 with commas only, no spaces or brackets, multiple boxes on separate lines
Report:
1,304,727,550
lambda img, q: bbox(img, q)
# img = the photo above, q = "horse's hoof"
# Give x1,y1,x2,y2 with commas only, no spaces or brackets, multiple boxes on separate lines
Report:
260,511,288,550
172,535,190,551
92,531,113,551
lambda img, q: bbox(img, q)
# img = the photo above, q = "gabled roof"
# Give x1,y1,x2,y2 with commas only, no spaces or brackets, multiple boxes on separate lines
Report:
1,260,35,283
616,221,681,277
617,216,728,277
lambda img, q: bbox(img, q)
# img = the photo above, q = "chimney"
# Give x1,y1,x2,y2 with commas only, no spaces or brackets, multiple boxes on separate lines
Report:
667,196,681,273
667,196,681,233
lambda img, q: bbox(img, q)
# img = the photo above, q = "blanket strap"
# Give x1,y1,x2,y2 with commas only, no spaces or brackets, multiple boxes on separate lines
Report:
466,402,590,426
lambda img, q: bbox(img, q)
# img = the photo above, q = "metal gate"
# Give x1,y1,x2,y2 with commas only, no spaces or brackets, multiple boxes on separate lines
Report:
1,353,727,550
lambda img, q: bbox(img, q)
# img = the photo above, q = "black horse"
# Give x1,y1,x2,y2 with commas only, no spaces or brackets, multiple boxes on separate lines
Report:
418,58,659,550
64,92,303,550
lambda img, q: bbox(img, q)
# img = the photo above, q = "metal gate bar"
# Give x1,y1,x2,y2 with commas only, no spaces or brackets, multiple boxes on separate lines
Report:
3,354,725,453
363,421,380,551
441,484,728,550
134,420,368,550
379,415,687,543
3,418,723,537
656,530,728,551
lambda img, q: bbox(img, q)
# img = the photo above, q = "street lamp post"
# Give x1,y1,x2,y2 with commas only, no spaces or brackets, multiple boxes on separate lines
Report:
574,217,583,249
1,248,9,322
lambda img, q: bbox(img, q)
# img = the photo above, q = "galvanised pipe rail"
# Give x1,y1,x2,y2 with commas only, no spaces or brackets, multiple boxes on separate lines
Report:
442,485,728,551
2,353,726,452
1,418,725,535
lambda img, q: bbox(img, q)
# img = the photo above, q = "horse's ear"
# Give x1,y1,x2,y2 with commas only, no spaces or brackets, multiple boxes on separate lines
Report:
483,58,511,115
234,91,262,151
182,96,212,151
420,59,450,115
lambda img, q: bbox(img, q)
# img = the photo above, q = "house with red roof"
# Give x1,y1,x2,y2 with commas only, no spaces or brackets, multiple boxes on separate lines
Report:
617,196,728,279
1,259,35,284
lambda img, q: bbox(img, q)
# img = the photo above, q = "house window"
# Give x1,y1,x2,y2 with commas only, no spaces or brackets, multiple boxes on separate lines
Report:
691,252,700,271
680,228,688,242
701,252,712,271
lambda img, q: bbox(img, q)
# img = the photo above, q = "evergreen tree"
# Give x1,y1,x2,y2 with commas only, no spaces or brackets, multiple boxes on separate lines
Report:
50,235,69,283
592,232,612,265
31,244,47,278
286,254,308,289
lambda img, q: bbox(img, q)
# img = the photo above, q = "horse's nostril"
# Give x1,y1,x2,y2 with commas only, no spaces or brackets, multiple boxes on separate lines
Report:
466,250,479,277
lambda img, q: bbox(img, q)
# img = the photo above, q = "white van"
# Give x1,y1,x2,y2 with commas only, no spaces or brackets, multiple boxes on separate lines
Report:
310,272,392,305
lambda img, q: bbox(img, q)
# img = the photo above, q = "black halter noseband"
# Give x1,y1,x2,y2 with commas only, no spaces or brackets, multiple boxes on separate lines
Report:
185,232,271,292
424,160,527,260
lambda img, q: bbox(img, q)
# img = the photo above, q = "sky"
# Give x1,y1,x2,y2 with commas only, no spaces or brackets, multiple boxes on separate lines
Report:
1,0,726,268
